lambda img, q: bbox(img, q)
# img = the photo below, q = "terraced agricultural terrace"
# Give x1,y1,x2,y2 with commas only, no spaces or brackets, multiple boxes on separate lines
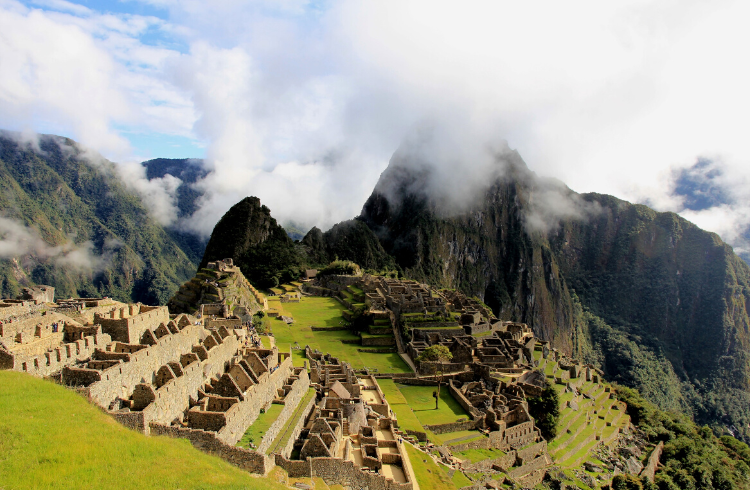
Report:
1,264,660,490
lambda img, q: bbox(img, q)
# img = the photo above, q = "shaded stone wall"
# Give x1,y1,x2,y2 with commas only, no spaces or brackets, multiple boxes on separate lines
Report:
71,324,207,407
310,457,412,490
424,420,477,434
275,455,312,478
257,368,311,454
150,423,269,474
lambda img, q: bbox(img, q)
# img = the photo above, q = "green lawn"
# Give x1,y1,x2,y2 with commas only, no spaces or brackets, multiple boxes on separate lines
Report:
0,371,288,490
404,444,457,490
453,447,507,464
372,379,469,439
451,469,473,488
272,297,411,373
237,403,284,448
396,384,470,426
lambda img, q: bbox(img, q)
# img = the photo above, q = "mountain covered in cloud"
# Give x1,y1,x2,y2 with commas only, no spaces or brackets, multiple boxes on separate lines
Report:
289,141,750,441
0,132,199,304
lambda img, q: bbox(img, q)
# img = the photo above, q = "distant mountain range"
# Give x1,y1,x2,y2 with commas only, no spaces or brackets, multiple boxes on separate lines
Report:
202,143,750,442
0,133,201,304
3,130,750,442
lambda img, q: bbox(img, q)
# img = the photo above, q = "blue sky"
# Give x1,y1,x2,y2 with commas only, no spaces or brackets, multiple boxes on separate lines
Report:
2,0,750,251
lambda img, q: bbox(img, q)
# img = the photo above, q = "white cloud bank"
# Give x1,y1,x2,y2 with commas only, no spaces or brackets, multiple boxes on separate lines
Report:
0,217,117,272
1,0,750,248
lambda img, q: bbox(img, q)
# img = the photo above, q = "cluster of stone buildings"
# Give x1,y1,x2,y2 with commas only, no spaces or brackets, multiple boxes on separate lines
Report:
2,267,625,489
275,348,416,490
168,258,267,320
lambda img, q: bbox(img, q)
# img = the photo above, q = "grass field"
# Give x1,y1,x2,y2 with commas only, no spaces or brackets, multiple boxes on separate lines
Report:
453,447,507,463
271,297,411,373
373,379,469,439
396,384,469,426
0,371,288,490
404,444,457,490
237,403,284,448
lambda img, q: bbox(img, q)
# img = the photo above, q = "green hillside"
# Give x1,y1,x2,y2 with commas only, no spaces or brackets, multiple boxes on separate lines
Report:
0,132,198,304
0,371,288,490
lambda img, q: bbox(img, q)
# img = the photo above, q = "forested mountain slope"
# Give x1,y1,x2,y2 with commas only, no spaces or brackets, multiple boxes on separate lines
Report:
314,145,750,440
0,132,198,304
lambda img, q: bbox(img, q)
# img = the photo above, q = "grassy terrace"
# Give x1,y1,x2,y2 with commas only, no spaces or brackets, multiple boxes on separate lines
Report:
272,297,411,373
237,403,285,448
454,447,507,464
0,371,288,490
547,376,629,471
374,378,471,446
266,388,317,455
404,444,457,490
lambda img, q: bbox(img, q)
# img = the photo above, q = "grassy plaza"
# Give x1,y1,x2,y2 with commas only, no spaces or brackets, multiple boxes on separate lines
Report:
269,295,412,373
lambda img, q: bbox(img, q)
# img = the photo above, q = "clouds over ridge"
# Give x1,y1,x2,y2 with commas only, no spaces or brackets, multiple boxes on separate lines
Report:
1,0,750,250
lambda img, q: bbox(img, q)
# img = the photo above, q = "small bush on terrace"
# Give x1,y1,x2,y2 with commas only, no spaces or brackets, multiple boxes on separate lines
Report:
319,260,361,276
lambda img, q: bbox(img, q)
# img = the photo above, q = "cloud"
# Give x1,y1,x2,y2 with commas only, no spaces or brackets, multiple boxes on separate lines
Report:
660,157,750,259
0,217,118,272
525,179,604,234
2,0,750,252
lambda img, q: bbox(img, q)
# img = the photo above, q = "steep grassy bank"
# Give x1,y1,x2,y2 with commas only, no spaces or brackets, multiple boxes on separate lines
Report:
0,371,288,490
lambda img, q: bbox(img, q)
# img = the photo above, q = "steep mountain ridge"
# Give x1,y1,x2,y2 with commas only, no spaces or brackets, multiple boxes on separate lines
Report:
0,132,198,304
337,146,750,438
199,196,302,288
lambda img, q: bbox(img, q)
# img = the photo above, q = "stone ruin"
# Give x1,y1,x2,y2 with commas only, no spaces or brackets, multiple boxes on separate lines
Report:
276,350,416,490
168,258,267,319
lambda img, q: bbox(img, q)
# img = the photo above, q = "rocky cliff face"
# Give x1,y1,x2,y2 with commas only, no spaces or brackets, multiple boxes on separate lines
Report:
199,197,302,288
359,148,580,353
353,146,750,438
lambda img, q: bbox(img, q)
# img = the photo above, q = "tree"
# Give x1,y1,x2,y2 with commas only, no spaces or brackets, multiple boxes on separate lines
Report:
527,376,560,439
416,345,453,410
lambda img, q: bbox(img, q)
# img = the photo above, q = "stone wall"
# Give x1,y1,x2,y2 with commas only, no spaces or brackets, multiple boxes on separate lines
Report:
130,339,238,432
424,420,477,434
516,440,547,462
3,332,111,377
640,441,663,482
275,455,312,478
507,453,549,480
361,336,396,347
217,356,295,445
95,305,170,344
449,437,491,452
310,457,412,490
150,423,270,474
257,368,311,454
449,380,483,419
68,324,207,408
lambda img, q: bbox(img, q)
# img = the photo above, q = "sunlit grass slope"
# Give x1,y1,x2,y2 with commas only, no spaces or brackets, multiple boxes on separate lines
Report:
0,371,289,490
273,296,411,373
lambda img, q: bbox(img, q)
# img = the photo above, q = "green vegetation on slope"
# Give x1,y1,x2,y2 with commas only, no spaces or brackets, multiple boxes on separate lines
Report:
271,296,411,373
0,132,197,304
0,371,287,490
616,386,750,489
200,197,302,289
404,443,457,490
